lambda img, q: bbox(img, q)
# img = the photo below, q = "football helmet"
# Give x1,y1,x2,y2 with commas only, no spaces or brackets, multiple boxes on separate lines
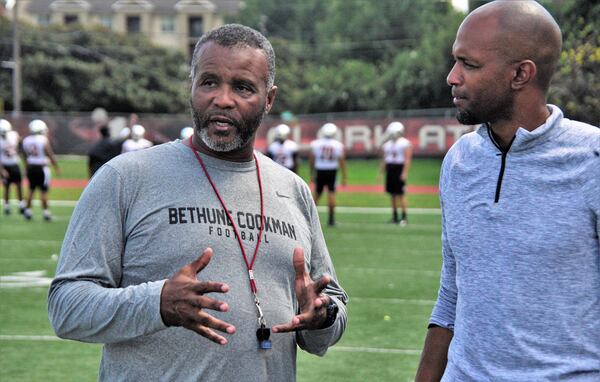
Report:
274,124,291,140
180,126,194,140
131,124,146,140
29,119,48,135
386,121,405,138
0,119,12,136
118,127,131,139
320,123,338,138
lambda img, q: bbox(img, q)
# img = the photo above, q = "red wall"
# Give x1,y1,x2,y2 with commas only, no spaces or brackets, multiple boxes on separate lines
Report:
2,112,475,157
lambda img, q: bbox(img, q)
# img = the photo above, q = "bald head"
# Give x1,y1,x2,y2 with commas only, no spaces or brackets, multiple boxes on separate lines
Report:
461,0,562,92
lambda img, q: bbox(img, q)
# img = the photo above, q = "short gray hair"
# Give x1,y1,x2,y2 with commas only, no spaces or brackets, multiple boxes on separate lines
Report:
190,24,276,89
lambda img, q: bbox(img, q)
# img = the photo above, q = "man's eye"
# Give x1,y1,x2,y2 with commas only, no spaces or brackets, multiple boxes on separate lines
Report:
236,84,254,94
201,79,216,87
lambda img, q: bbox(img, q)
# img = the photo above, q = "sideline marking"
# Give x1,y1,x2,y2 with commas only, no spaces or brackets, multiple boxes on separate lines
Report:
41,177,440,194
5,200,441,214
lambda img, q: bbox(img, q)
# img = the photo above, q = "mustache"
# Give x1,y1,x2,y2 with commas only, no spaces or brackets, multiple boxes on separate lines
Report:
451,88,466,99
189,99,266,140
201,112,240,128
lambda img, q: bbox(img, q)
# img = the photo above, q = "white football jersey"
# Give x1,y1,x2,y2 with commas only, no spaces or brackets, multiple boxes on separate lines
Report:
382,137,411,164
268,139,299,169
122,138,153,153
311,138,344,170
22,134,49,165
0,130,20,165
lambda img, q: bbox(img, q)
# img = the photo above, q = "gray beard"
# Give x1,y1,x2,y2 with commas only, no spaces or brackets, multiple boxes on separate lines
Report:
198,128,245,152
190,100,265,153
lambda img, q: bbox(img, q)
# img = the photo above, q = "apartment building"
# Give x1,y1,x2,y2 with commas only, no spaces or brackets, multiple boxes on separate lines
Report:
12,0,242,57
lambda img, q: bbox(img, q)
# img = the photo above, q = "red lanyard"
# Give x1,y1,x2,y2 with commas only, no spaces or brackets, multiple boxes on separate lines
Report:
188,136,265,295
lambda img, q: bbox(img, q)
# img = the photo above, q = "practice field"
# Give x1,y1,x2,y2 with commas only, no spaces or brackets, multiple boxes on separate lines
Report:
1,156,443,381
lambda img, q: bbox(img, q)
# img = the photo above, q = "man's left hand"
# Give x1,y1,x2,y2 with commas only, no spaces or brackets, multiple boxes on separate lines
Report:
272,247,332,333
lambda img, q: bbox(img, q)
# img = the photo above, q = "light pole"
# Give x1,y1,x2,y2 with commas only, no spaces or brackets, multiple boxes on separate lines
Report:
11,0,22,116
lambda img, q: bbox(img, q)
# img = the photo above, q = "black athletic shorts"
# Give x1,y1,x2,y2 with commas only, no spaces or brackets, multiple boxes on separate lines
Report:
27,164,50,192
2,164,22,185
315,169,337,194
385,163,405,195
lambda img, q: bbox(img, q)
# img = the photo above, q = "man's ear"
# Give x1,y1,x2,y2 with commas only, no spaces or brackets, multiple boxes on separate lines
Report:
264,86,278,114
511,60,536,90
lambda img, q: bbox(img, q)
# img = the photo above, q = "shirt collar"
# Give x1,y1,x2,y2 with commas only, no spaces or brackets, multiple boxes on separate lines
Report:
478,104,564,152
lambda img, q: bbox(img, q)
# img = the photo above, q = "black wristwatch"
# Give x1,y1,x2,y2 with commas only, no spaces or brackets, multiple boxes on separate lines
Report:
320,300,339,328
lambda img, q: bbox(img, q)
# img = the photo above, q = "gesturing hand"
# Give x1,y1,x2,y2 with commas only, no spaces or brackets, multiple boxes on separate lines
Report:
160,248,236,345
272,247,332,333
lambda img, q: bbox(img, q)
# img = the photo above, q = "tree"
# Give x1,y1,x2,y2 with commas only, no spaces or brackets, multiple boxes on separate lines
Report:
232,0,464,114
0,18,189,113
1,1,596,119
545,0,600,125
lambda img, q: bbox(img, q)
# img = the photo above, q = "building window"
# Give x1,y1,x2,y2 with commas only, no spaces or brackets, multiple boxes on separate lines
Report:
64,14,79,25
99,15,113,29
126,15,141,33
161,16,175,33
188,16,203,38
38,14,51,26
189,42,197,58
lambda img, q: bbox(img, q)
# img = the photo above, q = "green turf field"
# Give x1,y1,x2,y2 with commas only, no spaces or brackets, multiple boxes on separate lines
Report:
1,156,443,381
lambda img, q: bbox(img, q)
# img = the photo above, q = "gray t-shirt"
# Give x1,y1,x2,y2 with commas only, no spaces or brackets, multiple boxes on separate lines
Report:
48,140,348,381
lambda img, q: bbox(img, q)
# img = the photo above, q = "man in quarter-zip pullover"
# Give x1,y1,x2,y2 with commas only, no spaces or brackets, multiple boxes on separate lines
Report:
416,1,600,381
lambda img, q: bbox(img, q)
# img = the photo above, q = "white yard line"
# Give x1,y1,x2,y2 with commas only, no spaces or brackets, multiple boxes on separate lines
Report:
340,267,439,277
5,200,441,214
0,270,53,288
320,206,441,214
0,335,422,355
331,346,421,355
351,297,436,305
0,335,65,342
3,199,78,207
0,239,62,245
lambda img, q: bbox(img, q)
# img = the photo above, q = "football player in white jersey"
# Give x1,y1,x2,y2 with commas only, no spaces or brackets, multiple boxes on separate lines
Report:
380,121,412,225
309,123,347,226
21,119,61,221
121,124,153,153
0,119,26,215
267,124,299,173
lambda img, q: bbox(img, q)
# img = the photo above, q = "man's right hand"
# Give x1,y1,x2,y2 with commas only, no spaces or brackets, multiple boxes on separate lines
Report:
160,248,236,345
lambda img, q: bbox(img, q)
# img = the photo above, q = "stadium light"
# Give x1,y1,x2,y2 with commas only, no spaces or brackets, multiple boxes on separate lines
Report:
11,0,22,117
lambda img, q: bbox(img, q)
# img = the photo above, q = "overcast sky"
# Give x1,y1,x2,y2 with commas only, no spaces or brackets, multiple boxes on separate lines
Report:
452,0,469,13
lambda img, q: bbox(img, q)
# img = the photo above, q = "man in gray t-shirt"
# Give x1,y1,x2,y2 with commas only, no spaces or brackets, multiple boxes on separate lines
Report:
48,24,347,381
